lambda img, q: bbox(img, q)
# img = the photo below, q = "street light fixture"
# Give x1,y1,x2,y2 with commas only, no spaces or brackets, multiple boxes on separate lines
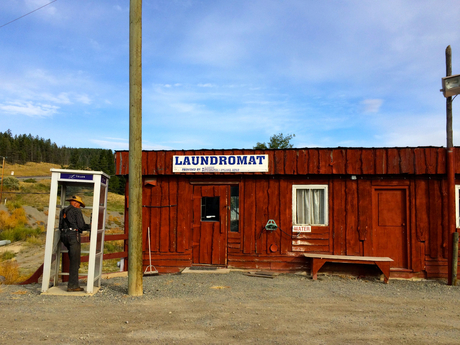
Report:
442,74,460,98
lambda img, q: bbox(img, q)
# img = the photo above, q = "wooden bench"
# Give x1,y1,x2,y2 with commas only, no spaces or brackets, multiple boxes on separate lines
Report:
304,254,394,283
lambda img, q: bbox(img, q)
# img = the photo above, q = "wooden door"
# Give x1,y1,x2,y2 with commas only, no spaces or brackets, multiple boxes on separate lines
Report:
372,187,408,269
192,185,228,265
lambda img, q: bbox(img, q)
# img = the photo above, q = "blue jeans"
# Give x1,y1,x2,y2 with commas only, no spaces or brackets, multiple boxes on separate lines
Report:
60,231,81,289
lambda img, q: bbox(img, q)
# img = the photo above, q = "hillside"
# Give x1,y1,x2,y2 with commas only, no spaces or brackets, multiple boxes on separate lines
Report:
0,130,126,195
0,162,126,283
4,162,61,177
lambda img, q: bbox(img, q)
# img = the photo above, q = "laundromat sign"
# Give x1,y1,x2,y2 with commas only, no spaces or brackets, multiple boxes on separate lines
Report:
173,155,269,173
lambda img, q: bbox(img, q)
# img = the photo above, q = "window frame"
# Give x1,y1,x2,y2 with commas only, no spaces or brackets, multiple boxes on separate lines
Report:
456,185,460,228
292,184,329,226
229,185,240,232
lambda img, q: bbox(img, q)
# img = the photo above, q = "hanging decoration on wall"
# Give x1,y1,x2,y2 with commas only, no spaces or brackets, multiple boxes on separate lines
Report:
265,219,278,231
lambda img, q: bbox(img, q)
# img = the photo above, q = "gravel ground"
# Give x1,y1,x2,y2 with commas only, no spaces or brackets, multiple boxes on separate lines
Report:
1,271,460,344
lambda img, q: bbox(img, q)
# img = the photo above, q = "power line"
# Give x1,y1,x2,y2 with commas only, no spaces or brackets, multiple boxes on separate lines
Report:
0,0,58,29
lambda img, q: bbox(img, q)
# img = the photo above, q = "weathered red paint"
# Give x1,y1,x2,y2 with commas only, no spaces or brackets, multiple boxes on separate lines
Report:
116,147,460,279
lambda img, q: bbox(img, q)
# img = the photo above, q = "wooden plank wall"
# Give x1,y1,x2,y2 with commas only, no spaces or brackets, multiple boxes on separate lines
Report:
116,147,460,277
116,147,457,176
141,176,192,272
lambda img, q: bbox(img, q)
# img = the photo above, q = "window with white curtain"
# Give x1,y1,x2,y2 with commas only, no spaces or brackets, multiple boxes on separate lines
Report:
292,185,328,226
456,185,460,227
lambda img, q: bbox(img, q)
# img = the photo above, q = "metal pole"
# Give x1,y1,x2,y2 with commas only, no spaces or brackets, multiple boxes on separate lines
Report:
446,45,457,285
128,0,143,296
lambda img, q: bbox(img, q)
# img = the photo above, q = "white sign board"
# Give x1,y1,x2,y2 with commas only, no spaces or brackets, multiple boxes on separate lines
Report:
293,226,311,233
173,155,269,173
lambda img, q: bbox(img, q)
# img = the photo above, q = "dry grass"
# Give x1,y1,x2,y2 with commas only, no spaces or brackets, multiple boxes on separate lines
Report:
1,162,127,278
5,174,124,213
25,234,46,246
0,208,27,231
5,162,60,177
0,260,27,284
107,193,125,213
3,179,51,209
3,162,125,213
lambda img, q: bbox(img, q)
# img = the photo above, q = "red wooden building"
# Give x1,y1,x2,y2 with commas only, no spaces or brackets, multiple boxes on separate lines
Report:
115,147,460,279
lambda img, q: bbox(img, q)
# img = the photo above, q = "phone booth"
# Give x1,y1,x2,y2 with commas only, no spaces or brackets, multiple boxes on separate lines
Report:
41,169,109,294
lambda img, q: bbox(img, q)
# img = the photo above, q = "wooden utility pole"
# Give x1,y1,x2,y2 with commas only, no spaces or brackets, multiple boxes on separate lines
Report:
446,45,457,286
128,0,143,296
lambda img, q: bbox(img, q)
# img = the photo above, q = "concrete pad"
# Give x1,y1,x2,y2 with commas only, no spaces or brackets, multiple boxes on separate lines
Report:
41,285,100,296
181,267,231,274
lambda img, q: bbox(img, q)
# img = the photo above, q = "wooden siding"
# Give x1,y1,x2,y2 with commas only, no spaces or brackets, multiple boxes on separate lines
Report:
116,147,459,176
116,147,460,279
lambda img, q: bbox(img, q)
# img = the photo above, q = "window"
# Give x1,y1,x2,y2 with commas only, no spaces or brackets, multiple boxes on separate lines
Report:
201,197,220,221
456,185,460,227
292,185,328,226
230,185,239,232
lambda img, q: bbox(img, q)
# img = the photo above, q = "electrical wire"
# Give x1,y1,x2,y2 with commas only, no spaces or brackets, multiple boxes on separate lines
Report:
0,0,58,29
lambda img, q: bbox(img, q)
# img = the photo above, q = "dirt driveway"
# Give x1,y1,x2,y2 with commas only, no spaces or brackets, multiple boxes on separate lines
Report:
1,271,460,344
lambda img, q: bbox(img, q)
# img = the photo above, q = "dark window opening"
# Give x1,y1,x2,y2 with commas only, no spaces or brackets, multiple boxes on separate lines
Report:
201,197,220,221
230,185,239,232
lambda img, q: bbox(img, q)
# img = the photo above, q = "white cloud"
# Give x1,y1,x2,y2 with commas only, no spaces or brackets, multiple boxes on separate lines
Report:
90,39,101,50
25,0,57,16
75,94,92,105
90,139,128,150
372,112,447,147
90,138,172,151
197,83,216,88
169,102,204,113
361,99,383,113
0,101,58,117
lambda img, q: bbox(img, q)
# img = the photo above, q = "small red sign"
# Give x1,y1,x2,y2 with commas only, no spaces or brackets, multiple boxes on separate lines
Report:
293,226,311,233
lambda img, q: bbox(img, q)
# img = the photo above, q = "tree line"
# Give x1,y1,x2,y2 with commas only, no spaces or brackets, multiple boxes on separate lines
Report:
0,130,125,195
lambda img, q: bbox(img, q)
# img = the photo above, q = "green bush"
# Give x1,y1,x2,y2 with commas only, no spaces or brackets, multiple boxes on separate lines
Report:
0,251,16,261
2,176,19,190
25,235,44,246
35,183,50,192
0,226,42,242
104,240,124,254
23,178,36,183
6,201,22,212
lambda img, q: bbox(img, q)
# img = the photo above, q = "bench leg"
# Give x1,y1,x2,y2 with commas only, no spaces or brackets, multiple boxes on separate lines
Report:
311,259,327,280
375,261,391,284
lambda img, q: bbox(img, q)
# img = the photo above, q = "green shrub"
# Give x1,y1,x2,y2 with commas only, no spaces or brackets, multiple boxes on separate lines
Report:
25,235,45,246
2,176,19,190
0,251,16,261
6,201,22,212
23,178,36,183
0,226,42,242
104,240,124,254
35,183,50,192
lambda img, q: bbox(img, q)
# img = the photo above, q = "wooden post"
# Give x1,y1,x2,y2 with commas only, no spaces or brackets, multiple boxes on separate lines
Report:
446,45,457,285
447,46,453,147
128,0,143,296
453,232,459,286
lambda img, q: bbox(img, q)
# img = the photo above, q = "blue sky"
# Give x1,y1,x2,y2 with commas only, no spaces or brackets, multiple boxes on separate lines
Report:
1,0,460,151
